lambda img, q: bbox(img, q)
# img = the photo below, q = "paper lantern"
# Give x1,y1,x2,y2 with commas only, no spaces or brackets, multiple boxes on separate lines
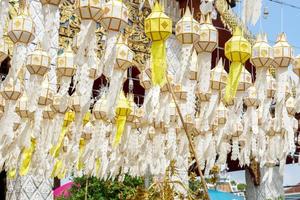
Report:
51,95,69,114
232,122,243,138
189,50,198,80
38,83,54,106
267,119,276,137
0,38,8,63
210,59,227,90
15,94,33,118
71,94,81,113
26,44,51,76
175,7,200,44
272,33,293,68
196,89,211,102
89,60,100,80
224,27,251,102
43,105,55,119
217,102,227,125
237,67,252,91
286,96,295,116
293,55,300,76
40,0,61,5
93,95,108,121
173,84,187,102
194,14,218,53
145,2,172,86
244,86,259,107
251,34,273,68
115,35,134,70
57,46,77,77
74,0,102,21
139,68,152,90
100,0,128,31
0,78,22,101
169,100,177,123
7,7,35,44
82,122,93,140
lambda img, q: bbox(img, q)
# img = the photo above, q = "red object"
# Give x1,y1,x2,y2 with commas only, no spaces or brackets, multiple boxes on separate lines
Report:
53,182,74,199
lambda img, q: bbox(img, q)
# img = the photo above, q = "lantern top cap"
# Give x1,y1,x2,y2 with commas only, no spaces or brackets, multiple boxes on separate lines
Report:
256,33,268,43
152,2,163,12
183,6,192,18
276,32,288,43
212,58,227,74
233,27,243,37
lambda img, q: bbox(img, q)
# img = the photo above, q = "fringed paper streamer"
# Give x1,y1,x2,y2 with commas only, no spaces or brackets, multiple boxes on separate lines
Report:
102,32,118,78
28,75,43,112
142,86,160,122
198,52,212,93
0,0,9,38
19,138,36,176
10,44,27,80
151,41,168,86
225,62,243,102
175,45,193,84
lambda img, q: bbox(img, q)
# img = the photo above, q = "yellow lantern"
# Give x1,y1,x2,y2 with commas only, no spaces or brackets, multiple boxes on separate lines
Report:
251,34,273,68
93,95,108,121
113,92,132,147
74,0,103,21
100,0,128,32
293,55,300,76
224,27,251,103
57,46,77,77
40,0,61,5
26,44,51,76
144,2,172,86
194,14,218,53
272,33,293,68
7,5,35,44
175,7,200,45
0,78,22,101
115,35,134,70
0,38,8,63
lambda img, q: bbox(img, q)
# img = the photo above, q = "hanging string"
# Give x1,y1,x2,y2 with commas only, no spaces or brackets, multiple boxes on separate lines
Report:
280,2,283,33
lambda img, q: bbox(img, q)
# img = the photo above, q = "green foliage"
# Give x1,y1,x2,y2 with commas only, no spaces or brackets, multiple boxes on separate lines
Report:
57,175,144,200
237,183,246,191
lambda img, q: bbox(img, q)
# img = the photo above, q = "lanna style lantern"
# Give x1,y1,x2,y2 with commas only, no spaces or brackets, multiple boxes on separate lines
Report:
93,94,108,122
251,34,273,102
70,93,81,113
0,38,8,63
139,68,152,90
189,50,198,81
38,79,54,106
194,14,218,94
175,7,200,84
145,2,172,86
51,94,70,114
57,46,76,78
42,105,55,120
0,78,22,101
224,27,251,103
26,44,51,76
15,93,33,119
113,92,132,147
237,67,252,92
272,33,293,68
115,36,134,70
74,0,102,22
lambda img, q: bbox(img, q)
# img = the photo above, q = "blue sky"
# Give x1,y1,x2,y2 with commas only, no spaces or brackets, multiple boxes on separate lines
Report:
229,0,300,186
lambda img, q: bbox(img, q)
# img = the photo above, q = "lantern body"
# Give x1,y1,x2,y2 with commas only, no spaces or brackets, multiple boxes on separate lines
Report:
8,14,35,44
43,105,55,119
175,7,200,44
51,95,69,113
0,78,22,101
75,0,102,21
244,86,259,107
93,96,108,121
251,34,273,68
194,15,218,53
217,102,227,125
38,86,54,106
237,67,252,91
115,36,134,70
144,3,172,41
57,46,76,77
71,94,81,113
26,45,51,76
210,59,227,90
272,33,293,68
286,96,295,116
173,84,187,101
40,0,61,5
15,96,33,118
266,72,276,98
139,69,151,90
225,28,251,63
100,0,128,31
0,38,8,63
293,55,300,76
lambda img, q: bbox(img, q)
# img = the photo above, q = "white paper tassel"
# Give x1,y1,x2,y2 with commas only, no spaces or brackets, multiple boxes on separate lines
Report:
197,52,212,93
175,44,193,84
0,0,9,38
103,32,118,78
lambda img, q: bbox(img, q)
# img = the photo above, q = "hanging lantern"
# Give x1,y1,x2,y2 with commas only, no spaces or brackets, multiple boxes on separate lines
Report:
237,67,252,91
57,46,77,77
70,93,81,113
89,60,100,80
115,35,134,70
244,86,259,107
217,102,227,125
0,38,8,63
272,33,293,68
145,2,172,86
175,7,200,44
286,96,295,116
189,50,198,81
100,0,128,32
113,92,132,147
15,93,34,118
7,5,35,44
51,95,70,114
82,122,93,140
251,34,273,68
194,14,218,53
210,59,227,90
43,105,55,119
266,71,276,99
38,82,54,106
26,44,51,76
0,78,22,101
74,0,102,22
139,68,152,90
173,84,187,101
224,27,251,103
93,95,108,121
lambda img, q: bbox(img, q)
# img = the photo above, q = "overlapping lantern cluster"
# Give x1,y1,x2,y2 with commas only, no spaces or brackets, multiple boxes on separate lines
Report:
0,0,299,184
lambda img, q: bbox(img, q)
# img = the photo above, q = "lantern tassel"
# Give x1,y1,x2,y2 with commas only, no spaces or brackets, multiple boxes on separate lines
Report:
151,40,167,86
19,138,36,176
224,62,243,103
113,115,127,147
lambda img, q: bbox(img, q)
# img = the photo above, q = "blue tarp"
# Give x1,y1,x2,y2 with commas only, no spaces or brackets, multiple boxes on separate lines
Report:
209,189,244,200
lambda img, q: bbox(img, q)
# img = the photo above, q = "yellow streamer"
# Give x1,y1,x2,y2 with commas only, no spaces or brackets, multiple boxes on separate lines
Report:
19,139,36,176
224,62,243,102
7,169,16,179
151,40,167,86
113,115,127,147
77,138,86,170
50,127,67,158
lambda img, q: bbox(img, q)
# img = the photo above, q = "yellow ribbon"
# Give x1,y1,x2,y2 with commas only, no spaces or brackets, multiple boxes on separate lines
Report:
7,169,16,179
50,127,67,158
113,115,127,147
19,138,36,176
224,62,243,103
151,40,167,86
77,138,86,170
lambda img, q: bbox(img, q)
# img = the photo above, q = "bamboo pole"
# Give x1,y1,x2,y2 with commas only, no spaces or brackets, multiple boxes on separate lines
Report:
166,76,211,200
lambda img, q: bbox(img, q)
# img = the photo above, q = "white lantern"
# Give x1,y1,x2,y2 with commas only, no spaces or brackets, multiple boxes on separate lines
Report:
93,95,108,121
251,34,273,68
38,84,54,106
266,71,276,98
139,68,152,90
100,0,128,32
272,33,293,68
26,44,51,76
217,102,227,125
43,105,55,119
175,7,200,44
286,96,295,116
237,67,252,91
74,0,103,21
57,46,77,77
0,78,22,101
0,38,8,63
51,95,69,114
115,35,134,70
7,8,35,44
244,86,259,107
210,59,227,90
15,94,33,118
71,93,81,113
